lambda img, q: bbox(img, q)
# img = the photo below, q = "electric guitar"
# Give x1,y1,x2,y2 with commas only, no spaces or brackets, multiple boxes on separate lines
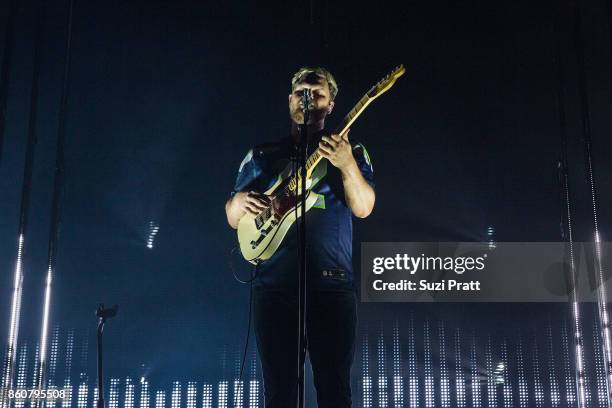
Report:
237,65,405,264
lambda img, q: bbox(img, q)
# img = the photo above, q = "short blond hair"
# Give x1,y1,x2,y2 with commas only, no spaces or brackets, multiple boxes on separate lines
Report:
291,67,338,101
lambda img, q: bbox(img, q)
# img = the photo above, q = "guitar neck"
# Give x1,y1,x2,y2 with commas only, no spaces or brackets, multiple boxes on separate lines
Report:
305,94,373,175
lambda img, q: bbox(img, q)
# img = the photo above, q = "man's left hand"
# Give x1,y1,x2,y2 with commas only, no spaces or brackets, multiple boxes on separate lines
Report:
318,129,355,170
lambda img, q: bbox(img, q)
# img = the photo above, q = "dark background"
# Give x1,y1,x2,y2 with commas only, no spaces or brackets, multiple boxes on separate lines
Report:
0,0,610,393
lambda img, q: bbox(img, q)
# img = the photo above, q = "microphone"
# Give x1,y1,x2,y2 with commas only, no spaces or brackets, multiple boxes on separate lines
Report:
300,89,313,113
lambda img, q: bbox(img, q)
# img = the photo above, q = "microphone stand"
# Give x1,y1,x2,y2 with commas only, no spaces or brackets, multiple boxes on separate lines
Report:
296,91,310,408
96,304,118,408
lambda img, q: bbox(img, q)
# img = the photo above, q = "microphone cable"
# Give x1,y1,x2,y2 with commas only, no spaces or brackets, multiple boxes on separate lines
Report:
229,247,260,382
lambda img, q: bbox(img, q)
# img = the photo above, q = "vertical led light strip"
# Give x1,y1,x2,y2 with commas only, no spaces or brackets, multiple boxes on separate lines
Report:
232,380,243,408
62,331,74,408
377,327,388,407
217,381,228,408
485,337,495,408
470,333,481,408
170,381,180,408
248,349,258,408
565,236,588,407
77,383,87,408
186,382,196,408
155,391,165,408
392,321,403,407
594,316,608,405
140,378,149,408
571,0,612,397
547,324,560,406
2,234,25,408
407,317,418,408
593,231,612,406
108,379,119,408
146,221,160,250
36,0,74,397
125,378,135,408
554,1,588,398
500,340,512,407
455,331,465,407
362,329,372,408
14,345,27,408
36,265,54,395
516,335,528,407
532,332,544,407
92,387,98,408
561,324,576,405
32,343,40,390
424,321,434,408
47,327,59,390
201,384,212,408
439,321,450,407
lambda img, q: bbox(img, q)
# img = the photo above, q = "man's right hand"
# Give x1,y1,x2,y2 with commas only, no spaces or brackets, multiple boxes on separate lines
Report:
236,191,271,216
225,191,271,229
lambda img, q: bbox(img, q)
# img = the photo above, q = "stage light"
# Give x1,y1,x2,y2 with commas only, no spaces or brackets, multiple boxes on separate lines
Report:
392,323,403,407
439,322,450,407
487,225,496,249
3,234,26,401
62,331,74,408
201,384,212,408
531,336,545,407
186,382,196,408
147,221,160,249
408,318,418,408
217,381,228,408
500,342,512,407
377,330,388,407
494,361,505,386
140,379,150,408
155,390,165,408
15,345,27,408
424,322,434,408
455,331,466,407
232,381,243,408
546,325,560,406
171,381,180,408
93,387,99,408
126,378,135,408
248,380,259,408
516,337,528,407
109,379,120,408
471,335,481,408
362,330,372,408
485,339,496,407
77,383,87,408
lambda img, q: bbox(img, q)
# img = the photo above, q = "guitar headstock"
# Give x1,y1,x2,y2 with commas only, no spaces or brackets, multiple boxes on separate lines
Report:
366,64,405,99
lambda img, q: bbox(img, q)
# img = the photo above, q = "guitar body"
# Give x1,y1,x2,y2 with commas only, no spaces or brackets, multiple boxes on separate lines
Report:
237,161,319,264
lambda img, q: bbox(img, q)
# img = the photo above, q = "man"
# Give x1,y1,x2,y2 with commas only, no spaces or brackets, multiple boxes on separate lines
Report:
225,67,375,407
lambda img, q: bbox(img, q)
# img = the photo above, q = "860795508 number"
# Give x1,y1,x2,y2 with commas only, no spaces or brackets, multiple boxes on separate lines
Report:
8,388,67,400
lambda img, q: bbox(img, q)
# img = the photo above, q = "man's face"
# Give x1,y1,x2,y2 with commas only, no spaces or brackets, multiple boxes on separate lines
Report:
288,75,335,125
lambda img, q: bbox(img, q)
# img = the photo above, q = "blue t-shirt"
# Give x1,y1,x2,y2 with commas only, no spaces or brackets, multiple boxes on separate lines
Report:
232,135,374,290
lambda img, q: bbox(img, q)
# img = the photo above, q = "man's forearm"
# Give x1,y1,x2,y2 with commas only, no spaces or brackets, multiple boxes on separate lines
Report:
340,159,375,218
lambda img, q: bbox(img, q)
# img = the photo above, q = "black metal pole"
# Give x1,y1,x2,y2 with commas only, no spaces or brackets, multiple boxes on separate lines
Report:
95,304,117,408
296,91,310,408
0,0,17,168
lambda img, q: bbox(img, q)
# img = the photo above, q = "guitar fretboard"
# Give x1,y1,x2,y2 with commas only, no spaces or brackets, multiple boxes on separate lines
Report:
300,93,372,177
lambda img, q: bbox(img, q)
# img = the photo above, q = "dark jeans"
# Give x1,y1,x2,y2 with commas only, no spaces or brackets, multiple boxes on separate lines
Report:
253,288,357,408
